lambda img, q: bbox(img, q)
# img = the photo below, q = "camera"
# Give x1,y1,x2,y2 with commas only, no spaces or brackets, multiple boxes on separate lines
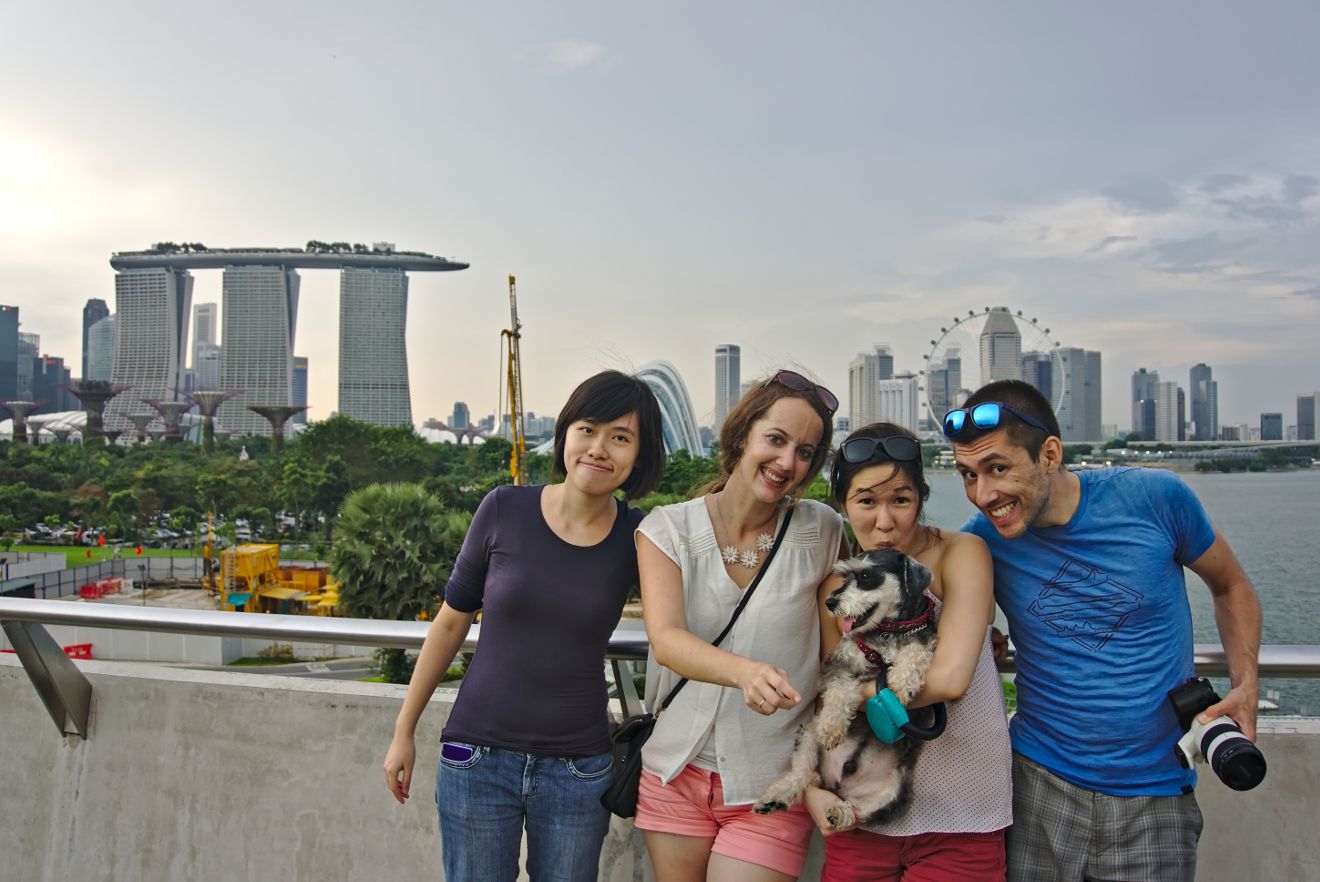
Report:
1167,677,1267,791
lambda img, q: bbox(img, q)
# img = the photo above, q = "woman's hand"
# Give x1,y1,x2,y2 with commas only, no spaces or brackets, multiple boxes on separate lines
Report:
384,732,416,804
804,786,858,836
736,659,801,714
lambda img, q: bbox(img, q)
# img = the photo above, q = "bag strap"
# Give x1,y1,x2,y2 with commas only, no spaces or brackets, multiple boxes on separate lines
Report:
657,503,797,711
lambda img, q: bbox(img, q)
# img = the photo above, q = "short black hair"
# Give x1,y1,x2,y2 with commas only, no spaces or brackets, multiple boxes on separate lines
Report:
959,380,1060,461
552,370,665,499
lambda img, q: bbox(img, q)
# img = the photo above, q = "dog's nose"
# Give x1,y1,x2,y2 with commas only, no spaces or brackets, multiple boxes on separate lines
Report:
825,595,839,612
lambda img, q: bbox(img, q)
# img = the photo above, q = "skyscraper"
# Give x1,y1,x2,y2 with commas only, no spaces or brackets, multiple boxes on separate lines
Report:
193,302,218,345
33,355,72,413
1261,413,1283,441
0,305,17,401
1155,381,1184,442
1020,351,1054,404
848,345,892,431
714,344,741,431
451,401,470,429
1189,363,1218,441
1131,368,1159,438
925,348,963,426
107,267,194,431
86,315,116,382
876,373,920,434
16,332,38,399
1295,392,1318,441
338,267,411,426
192,342,221,390
291,356,309,425
217,265,299,436
81,298,109,380
1055,348,1102,441
979,308,1022,385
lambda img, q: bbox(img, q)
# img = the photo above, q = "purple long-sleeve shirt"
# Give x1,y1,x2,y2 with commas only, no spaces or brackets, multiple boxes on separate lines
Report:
441,485,643,757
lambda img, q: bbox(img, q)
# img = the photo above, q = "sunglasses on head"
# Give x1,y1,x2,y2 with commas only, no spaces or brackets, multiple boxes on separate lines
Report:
942,402,1051,440
838,434,921,465
764,370,839,415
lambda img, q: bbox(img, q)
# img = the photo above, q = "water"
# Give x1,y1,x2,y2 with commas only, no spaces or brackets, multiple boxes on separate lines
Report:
921,468,1320,716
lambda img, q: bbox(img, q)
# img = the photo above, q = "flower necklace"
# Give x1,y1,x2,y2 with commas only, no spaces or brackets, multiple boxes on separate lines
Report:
712,493,776,569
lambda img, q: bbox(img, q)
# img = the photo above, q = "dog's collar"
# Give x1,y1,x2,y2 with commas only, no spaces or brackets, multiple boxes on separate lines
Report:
852,597,935,667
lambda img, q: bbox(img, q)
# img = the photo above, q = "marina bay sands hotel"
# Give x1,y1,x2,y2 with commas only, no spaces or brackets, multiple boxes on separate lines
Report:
106,244,468,435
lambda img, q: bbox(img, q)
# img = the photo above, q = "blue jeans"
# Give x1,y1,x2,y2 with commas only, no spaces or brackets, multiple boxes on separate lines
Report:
436,742,614,882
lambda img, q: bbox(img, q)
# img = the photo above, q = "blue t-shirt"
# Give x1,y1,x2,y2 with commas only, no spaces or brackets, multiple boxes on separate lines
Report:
965,467,1216,796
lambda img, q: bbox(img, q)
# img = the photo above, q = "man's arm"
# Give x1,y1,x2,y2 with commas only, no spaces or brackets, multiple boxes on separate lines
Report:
1187,529,1262,740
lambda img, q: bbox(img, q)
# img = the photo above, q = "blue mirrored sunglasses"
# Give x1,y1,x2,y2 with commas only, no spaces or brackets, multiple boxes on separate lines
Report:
942,402,1051,440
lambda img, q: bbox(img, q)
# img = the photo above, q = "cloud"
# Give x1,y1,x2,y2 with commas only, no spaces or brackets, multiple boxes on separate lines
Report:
545,39,606,71
1089,234,1137,253
1144,232,1251,274
1101,178,1182,215
1200,173,1248,194
1288,285,1320,300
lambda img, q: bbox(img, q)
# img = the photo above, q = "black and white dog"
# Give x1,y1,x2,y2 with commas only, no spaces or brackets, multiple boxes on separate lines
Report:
754,548,938,829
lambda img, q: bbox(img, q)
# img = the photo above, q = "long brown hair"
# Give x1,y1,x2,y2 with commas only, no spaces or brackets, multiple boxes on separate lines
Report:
696,373,833,498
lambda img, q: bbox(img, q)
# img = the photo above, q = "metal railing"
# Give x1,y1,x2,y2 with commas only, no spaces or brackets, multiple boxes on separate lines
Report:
4,596,1319,740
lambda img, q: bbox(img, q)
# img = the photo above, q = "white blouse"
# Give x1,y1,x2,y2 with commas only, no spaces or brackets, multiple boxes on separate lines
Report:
637,497,844,806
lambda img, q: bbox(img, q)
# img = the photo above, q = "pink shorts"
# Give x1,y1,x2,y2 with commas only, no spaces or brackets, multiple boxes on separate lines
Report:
822,827,1006,882
634,765,814,877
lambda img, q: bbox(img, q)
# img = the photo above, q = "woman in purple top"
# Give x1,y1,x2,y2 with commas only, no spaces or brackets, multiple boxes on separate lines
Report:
384,371,665,882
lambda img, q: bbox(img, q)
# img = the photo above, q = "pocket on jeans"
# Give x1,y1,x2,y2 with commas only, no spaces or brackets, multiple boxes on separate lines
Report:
439,741,483,770
565,751,614,781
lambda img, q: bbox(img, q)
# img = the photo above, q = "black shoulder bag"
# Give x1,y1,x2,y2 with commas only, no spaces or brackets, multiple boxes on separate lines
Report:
600,504,796,818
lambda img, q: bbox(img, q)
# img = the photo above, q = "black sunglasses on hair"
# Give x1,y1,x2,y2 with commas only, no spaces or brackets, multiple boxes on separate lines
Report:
763,370,839,415
838,435,921,465
942,401,1051,440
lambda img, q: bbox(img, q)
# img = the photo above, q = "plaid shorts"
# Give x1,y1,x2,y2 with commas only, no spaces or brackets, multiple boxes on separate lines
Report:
1008,753,1203,882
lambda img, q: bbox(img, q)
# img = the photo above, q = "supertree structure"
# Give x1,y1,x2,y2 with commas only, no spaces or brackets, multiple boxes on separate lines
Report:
144,399,194,444
248,405,309,457
186,390,243,453
1,400,43,445
64,380,132,444
127,413,155,444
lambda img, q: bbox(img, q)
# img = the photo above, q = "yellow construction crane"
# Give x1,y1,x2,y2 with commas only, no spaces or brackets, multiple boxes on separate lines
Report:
501,274,528,485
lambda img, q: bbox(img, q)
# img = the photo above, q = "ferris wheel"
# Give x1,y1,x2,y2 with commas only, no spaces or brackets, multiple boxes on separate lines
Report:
920,306,1066,430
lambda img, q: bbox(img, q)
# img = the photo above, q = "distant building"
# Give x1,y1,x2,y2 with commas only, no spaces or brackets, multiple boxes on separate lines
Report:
637,360,704,456
925,348,963,426
291,356,308,425
1297,392,1319,441
1056,348,1102,441
107,267,194,432
451,401,470,429
1155,381,1184,442
0,305,17,401
876,373,920,434
1261,412,1283,441
338,267,412,426
193,302,218,345
1131,368,1159,438
714,344,741,432
33,355,72,413
1020,351,1054,404
979,308,1021,384
848,345,894,431
17,332,38,399
1189,363,1218,441
81,298,109,380
192,341,221,391
86,315,117,382
217,266,299,437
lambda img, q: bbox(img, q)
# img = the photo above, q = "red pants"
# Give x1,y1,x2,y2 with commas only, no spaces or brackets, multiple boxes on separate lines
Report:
821,828,1006,882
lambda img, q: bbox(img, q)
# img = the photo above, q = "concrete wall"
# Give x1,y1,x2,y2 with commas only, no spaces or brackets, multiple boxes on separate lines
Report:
1,655,1316,882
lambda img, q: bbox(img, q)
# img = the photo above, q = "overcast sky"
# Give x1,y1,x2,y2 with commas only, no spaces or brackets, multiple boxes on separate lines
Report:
3,2,1318,432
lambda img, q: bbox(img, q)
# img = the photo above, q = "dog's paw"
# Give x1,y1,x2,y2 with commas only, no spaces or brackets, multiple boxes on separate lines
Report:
753,798,788,815
816,726,847,752
825,802,857,831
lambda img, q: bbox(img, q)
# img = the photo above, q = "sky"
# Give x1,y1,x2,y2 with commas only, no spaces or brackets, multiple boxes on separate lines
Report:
3,1,1319,433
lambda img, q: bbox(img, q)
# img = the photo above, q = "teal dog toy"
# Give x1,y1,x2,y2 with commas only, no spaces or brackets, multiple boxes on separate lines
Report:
866,687,909,743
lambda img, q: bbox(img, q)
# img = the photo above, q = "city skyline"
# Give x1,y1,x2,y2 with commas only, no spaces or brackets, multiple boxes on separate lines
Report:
3,3,1318,429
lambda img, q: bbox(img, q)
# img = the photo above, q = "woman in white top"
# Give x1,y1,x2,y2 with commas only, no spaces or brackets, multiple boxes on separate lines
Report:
806,421,1012,882
637,371,846,882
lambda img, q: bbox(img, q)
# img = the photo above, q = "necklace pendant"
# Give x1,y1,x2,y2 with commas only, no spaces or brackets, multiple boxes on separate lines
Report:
755,532,774,552
738,549,760,568
721,545,741,565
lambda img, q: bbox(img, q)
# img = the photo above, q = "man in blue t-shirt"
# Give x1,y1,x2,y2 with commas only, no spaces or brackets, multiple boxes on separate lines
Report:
946,379,1261,882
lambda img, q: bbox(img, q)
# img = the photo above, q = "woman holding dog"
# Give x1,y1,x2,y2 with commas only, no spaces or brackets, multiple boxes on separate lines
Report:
636,371,846,882
807,421,1012,881
382,370,665,882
